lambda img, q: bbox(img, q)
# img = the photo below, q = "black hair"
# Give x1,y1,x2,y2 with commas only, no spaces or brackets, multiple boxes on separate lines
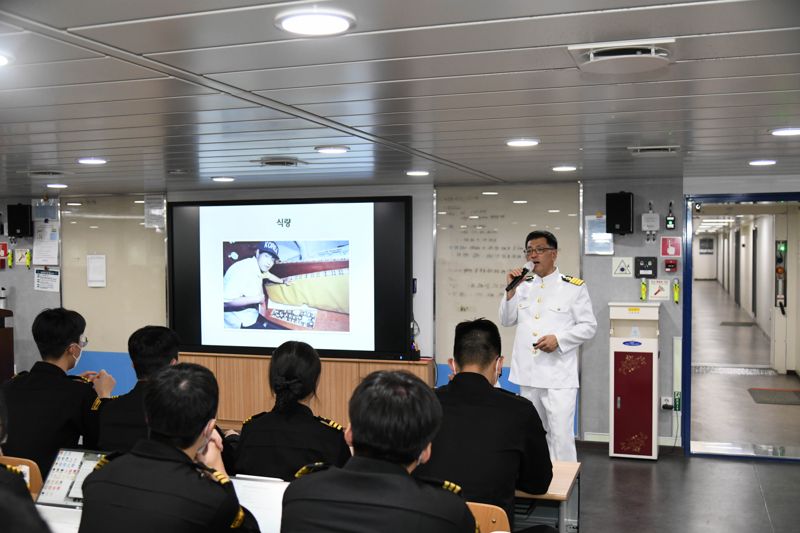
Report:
453,318,502,368
525,230,558,249
128,326,181,379
144,363,218,450
349,371,442,466
31,308,86,360
270,341,321,412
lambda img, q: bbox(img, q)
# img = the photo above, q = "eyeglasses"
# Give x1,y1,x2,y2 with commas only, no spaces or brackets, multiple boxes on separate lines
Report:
78,335,89,348
524,246,556,255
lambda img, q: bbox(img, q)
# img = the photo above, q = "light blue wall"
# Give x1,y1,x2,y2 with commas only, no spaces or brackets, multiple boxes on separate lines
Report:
68,351,137,396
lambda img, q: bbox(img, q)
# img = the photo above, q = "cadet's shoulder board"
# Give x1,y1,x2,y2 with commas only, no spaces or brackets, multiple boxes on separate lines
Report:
316,416,343,431
294,462,329,478
90,397,103,411
242,412,266,425
4,464,24,477
441,479,462,495
561,275,585,286
71,375,93,384
93,452,120,471
210,469,231,485
11,371,29,380
230,506,245,528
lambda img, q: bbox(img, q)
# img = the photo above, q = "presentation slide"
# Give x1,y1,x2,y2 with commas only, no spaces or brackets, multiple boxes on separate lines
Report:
199,203,375,351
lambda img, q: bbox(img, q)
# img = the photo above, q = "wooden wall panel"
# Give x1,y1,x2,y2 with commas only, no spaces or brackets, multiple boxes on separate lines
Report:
311,361,360,427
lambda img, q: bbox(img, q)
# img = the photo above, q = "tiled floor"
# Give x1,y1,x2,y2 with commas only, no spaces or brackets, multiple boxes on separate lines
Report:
576,442,800,533
690,280,800,453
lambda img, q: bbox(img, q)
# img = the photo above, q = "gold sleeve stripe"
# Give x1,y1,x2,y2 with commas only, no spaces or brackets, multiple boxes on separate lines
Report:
230,506,245,528
94,456,109,471
90,397,102,411
211,470,231,485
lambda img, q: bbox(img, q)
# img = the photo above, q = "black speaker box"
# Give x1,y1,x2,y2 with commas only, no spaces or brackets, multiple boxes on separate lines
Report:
7,203,33,237
606,192,634,235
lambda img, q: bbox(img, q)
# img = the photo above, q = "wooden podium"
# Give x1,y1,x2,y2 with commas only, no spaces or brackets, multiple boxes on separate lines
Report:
180,352,434,428
0,309,13,383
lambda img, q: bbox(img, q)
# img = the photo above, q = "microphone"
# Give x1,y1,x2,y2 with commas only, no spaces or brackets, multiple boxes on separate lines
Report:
505,262,533,292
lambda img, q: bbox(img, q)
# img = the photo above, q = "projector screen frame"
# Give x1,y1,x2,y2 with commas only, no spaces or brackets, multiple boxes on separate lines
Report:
167,196,414,360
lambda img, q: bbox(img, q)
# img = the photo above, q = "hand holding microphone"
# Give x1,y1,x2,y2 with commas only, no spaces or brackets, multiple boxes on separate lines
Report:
505,261,533,297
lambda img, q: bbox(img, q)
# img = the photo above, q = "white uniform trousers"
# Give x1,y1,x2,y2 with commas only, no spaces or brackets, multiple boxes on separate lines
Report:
519,386,577,462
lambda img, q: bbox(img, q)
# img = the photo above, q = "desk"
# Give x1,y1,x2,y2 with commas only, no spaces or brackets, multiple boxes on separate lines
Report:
515,461,581,533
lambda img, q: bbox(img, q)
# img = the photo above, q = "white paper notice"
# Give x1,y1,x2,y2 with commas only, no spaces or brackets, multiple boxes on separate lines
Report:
32,221,60,265
34,268,60,292
86,255,107,287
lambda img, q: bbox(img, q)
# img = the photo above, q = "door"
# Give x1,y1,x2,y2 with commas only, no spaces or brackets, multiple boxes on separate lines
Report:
734,230,741,306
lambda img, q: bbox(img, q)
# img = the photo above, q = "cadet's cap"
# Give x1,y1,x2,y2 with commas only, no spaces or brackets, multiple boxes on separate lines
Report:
257,241,279,259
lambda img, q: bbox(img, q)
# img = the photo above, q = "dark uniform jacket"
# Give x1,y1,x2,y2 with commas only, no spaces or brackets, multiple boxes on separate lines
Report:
97,381,147,453
234,403,350,480
1,361,103,475
0,463,32,500
414,372,553,523
78,438,260,533
281,456,476,533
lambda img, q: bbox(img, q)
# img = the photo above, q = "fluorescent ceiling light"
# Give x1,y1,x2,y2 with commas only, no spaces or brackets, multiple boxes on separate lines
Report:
406,170,429,177
749,159,776,166
468,215,480,219
66,202,82,206
77,157,107,165
276,8,355,36
513,200,528,204
530,224,538,227
482,191,499,196
89,225,99,229
315,145,350,154
437,211,447,215
506,138,539,147
0,53,12,67
568,213,577,217
47,183,68,189
770,127,800,137
133,200,145,204
547,209,561,213
552,165,577,172
212,176,235,182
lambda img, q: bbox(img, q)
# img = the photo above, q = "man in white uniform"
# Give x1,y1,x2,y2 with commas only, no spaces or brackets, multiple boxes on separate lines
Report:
499,231,596,461
223,241,287,328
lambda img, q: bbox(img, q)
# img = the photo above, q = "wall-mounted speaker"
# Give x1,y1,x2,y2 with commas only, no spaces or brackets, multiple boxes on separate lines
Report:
7,204,33,237
606,192,634,235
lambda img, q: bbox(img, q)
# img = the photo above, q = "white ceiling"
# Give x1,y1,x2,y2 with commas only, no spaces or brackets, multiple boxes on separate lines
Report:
0,0,798,197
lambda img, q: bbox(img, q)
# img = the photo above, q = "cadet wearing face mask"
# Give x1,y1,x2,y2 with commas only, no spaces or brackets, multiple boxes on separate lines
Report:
0,308,115,475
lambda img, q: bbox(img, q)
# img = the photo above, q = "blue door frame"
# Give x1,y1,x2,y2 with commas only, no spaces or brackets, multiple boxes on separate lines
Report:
682,192,800,457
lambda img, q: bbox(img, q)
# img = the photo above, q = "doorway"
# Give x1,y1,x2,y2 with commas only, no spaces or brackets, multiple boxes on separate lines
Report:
684,194,800,459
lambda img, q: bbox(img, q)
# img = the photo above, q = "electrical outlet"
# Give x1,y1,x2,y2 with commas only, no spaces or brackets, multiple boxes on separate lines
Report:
661,396,673,409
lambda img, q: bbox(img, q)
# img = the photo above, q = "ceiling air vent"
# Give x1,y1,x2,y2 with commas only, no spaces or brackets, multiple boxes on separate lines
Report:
568,38,675,74
20,170,67,178
251,157,305,167
627,145,680,157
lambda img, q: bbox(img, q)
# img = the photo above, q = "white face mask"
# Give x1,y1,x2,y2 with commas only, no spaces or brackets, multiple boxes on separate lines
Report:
72,345,82,366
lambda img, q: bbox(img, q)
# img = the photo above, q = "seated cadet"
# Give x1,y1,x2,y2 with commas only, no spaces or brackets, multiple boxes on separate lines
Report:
79,363,260,533
234,340,350,479
1,308,115,475
0,489,51,533
97,325,179,452
414,318,553,529
281,370,475,533
0,390,36,504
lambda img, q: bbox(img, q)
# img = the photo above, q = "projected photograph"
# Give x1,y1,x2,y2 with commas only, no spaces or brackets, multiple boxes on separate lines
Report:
222,240,350,332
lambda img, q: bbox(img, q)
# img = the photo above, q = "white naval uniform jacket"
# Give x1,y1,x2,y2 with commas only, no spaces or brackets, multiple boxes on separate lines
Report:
499,268,597,389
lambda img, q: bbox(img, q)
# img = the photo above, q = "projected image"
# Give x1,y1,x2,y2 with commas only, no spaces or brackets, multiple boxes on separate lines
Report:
222,240,350,332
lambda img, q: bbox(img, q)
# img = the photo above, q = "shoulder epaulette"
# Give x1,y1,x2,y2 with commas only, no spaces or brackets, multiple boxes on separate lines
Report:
242,412,266,425
418,476,463,495
4,464,24,477
93,452,121,471
196,462,232,485
90,397,103,411
561,275,585,286
316,416,343,431
294,462,329,478
70,374,93,384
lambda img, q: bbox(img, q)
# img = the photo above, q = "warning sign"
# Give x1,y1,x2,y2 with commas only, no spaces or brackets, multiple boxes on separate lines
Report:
612,256,633,277
660,236,682,258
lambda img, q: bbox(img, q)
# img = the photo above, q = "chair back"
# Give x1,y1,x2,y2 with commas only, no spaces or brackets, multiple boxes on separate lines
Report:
467,501,511,532
0,455,44,499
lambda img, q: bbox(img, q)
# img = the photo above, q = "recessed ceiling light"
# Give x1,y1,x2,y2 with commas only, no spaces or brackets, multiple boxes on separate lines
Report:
212,176,236,182
548,209,561,213
77,157,107,165
552,165,577,172
69,221,77,224
47,183,68,189
134,200,145,204
0,53,12,67
468,215,480,219
406,170,429,177
770,127,800,137
89,225,99,229
437,211,447,215
568,213,577,217
482,191,499,196
513,200,528,204
530,224,537,227
275,8,355,36
167,168,188,176
66,202,82,206
62,210,72,214
460,225,467,228
315,145,350,154
749,159,776,166
506,138,540,147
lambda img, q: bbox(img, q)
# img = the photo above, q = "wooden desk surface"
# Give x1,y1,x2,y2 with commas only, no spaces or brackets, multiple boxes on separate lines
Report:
515,461,581,502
